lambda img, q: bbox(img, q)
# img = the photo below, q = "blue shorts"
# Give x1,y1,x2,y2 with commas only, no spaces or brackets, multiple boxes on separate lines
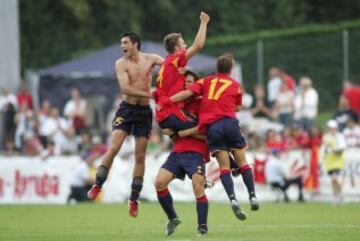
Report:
207,117,247,154
112,101,152,138
161,152,205,180
159,114,198,131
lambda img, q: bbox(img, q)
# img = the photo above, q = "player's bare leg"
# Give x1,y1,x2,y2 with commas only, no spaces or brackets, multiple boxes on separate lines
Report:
215,151,246,220
192,174,208,236
231,148,259,211
88,130,128,200
331,174,343,205
128,136,148,217
155,168,180,236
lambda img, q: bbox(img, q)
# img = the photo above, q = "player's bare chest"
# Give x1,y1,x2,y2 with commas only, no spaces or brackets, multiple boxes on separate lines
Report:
126,60,152,77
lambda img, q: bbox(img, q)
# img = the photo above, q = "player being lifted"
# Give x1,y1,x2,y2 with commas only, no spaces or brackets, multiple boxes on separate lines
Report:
155,70,209,237
162,54,259,219
153,12,210,132
87,32,163,217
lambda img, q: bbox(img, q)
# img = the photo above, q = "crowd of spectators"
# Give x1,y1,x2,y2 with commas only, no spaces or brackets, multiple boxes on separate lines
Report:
1,69,360,203
1,70,359,160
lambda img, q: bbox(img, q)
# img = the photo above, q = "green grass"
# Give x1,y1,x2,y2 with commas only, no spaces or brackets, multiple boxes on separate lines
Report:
0,202,359,241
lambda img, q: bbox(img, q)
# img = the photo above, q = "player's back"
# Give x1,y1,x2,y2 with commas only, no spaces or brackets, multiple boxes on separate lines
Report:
189,73,242,127
156,50,187,97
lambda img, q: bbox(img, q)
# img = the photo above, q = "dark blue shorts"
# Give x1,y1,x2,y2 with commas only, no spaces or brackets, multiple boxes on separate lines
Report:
207,117,247,154
161,152,205,180
159,114,198,131
112,101,152,138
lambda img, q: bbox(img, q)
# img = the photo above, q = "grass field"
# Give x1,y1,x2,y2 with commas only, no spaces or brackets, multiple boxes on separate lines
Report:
0,202,359,241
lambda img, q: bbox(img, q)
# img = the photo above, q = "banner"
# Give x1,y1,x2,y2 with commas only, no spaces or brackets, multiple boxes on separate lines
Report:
0,149,359,204
0,156,79,204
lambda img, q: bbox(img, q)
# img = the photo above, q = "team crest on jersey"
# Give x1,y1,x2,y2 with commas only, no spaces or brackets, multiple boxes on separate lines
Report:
113,117,124,126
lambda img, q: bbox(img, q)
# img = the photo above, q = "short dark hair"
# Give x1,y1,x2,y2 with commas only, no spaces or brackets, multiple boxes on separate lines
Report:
217,53,234,74
163,33,182,53
121,32,141,50
185,70,199,81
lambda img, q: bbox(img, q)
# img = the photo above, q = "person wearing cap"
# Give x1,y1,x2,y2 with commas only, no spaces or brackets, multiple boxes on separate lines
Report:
294,76,319,132
322,119,346,205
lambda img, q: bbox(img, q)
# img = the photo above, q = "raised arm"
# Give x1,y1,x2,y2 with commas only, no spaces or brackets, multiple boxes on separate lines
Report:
185,12,210,60
115,59,152,98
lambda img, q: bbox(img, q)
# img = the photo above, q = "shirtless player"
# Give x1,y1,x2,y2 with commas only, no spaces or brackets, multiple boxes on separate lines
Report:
87,32,163,218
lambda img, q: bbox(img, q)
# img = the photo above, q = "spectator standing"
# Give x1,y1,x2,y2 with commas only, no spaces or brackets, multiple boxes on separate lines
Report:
294,77,319,132
16,82,33,110
38,100,52,147
267,67,282,107
274,81,295,127
64,88,87,134
0,87,18,148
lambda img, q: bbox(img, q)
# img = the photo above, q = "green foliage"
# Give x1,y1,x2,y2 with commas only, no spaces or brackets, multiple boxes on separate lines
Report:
204,22,360,110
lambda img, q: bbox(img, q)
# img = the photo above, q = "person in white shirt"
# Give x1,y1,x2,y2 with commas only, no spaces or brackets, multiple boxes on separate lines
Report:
267,67,282,107
274,81,295,127
63,88,87,134
342,116,360,147
265,149,304,202
68,158,95,203
294,77,319,131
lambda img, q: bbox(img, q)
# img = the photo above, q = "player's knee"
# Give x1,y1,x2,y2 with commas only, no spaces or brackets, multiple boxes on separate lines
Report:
154,178,166,191
192,176,205,196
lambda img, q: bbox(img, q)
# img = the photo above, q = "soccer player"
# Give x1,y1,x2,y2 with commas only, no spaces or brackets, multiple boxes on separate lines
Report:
87,32,163,217
163,54,259,219
153,12,210,132
155,70,210,237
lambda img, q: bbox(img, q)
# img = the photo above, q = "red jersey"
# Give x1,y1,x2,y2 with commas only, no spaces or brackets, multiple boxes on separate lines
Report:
343,87,360,115
17,92,33,109
172,96,210,163
188,73,242,133
184,96,202,117
154,50,188,123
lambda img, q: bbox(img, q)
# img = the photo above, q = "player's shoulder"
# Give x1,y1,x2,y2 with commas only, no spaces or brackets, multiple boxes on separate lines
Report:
115,57,127,69
115,57,126,65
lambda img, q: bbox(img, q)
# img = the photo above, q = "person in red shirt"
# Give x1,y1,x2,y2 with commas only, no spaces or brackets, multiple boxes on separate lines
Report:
343,80,360,115
153,12,210,132
16,82,33,110
154,70,209,237
165,54,259,220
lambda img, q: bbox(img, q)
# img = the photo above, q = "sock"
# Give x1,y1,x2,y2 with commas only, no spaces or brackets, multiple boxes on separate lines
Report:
240,165,256,198
95,165,109,187
130,176,143,202
157,188,177,220
220,169,236,201
196,195,208,226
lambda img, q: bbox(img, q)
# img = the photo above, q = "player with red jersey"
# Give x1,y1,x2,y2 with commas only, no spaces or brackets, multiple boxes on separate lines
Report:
155,71,210,237
153,12,210,132
166,54,259,220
